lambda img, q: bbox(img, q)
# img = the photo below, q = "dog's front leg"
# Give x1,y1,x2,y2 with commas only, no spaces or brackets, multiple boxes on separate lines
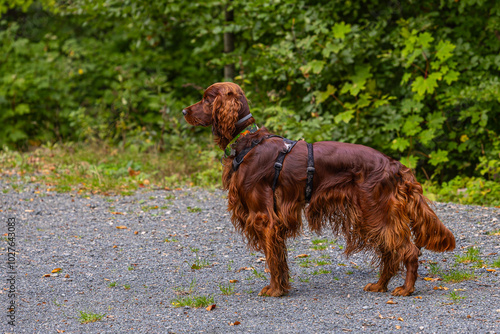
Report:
258,223,290,297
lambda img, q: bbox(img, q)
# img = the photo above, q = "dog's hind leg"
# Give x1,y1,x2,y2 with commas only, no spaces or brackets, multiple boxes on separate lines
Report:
258,222,290,297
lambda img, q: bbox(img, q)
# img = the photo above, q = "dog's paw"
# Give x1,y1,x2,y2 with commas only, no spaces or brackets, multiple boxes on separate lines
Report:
258,285,286,297
363,283,388,293
391,286,414,296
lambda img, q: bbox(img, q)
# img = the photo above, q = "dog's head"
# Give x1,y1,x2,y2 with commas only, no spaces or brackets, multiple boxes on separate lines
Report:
182,82,251,149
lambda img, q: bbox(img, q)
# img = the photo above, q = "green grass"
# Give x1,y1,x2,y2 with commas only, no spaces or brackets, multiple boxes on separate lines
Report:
187,206,202,213
455,247,481,264
298,277,310,282
0,142,221,195
246,269,267,280
164,238,179,243
448,291,466,303
429,262,442,275
78,311,105,324
492,257,500,268
311,269,331,275
442,269,475,283
488,229,500,236
218,282,235,295
174,279,197,295
108,282,117,287
123,284,131,290
171,295,214,308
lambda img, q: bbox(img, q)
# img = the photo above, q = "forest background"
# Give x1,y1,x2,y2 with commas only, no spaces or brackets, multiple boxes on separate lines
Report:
0,0,499,206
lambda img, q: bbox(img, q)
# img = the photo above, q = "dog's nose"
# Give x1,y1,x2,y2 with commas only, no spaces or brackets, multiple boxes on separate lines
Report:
182,109,188,116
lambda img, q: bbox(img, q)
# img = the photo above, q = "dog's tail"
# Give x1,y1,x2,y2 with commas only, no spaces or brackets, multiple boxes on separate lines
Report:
402,168,455,252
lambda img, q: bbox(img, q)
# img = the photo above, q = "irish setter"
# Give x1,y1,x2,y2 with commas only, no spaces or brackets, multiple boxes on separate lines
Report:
183,82,455,297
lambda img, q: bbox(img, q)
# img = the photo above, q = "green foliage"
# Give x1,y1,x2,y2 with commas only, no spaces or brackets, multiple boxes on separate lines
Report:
1,0,499,192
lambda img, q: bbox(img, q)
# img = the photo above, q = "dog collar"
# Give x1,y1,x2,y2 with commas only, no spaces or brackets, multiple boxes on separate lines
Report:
224,123,259,157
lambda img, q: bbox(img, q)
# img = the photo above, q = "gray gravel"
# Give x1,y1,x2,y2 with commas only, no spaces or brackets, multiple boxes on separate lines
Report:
1,179,499,333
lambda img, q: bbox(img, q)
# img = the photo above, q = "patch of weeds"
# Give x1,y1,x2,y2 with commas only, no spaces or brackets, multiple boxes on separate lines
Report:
149,196,156,200
108,282,117,288
319,254,331,259
346,271,353,275
191,257,210,270
227,260,234,271
218,282,235,295
455,247,481,264
160,205,169,209
2,189,8,194
165,194,175,200
174,279,196,296
244,289,254,294
123,284,131,290
314,259,331,266
312,269,331,275
78,311,105,324
442,269,475,283
190,247,199,253
488,229,500,236
141,205,159,212
310,244,328,251
298,277,310,282
299,259,313,268
312,238,329,245
187,206,202,213
127,266,134,271
171,295,214,308
429,262,442,275
164,238,179,243
448,291,466,303
246,269,267,280
491,257,500,268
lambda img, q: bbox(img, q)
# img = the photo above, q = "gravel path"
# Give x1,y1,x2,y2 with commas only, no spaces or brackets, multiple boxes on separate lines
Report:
1,179,499,333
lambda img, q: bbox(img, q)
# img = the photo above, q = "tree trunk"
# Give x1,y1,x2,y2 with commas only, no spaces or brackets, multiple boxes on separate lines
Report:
224,1,235,80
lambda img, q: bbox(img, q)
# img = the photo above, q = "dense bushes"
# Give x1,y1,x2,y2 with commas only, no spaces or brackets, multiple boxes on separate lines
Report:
0,0,499,187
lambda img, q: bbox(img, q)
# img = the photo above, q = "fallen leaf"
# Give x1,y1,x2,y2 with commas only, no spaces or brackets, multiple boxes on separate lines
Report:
206,304,216,311
295,254,309,258
386,300,397,304
111,212,124,215
113,245,118,248
116,226,127,229
128,167,141,177
396,325,401,329
51,268,62,273
42,274,51,278
229,321,241,326
256,257,266,262
134,231,138,235
236,267,254,272
64,274,70,278
264,268,270,273
486,269,496,272
229,280,238,283
433,286,449,290
414,296,422,299
454,288,466,291
398,317,404,321
25,209,34,212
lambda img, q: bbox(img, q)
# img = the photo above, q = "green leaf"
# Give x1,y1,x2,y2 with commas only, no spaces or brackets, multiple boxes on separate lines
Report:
418,32,434,49
400,155,420,169
391,138,410,152
334,110,355,124
322,41,343,57
314,84,337,105
301,60,326,75
435,40,456,63
332,22,351,39
419,129,435,145
402,115,423,136
429,149,449,166
411,72,441,96
400,99,423,114
443,70,459,84
427,112,446,129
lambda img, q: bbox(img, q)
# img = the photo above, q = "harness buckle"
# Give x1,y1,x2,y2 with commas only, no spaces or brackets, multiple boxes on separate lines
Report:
307,166,315,174
274,162,283,170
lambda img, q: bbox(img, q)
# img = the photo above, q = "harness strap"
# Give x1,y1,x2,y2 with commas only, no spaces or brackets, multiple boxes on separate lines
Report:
305,142,315,202
232,135,283,171
271,139,298,192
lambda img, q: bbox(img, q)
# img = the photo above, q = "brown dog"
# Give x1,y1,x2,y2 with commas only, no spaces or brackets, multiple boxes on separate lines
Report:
183,82,455,297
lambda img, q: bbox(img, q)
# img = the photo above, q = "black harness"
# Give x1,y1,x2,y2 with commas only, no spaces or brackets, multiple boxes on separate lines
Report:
232,136,315,202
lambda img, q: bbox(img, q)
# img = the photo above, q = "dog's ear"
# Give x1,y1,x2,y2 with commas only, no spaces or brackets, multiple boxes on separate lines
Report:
212,89,241,142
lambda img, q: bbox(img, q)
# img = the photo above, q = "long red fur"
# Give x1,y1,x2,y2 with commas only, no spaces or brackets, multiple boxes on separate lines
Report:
183,82,456,297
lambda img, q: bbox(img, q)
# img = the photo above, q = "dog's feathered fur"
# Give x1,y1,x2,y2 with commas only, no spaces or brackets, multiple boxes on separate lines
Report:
183,82,455,297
